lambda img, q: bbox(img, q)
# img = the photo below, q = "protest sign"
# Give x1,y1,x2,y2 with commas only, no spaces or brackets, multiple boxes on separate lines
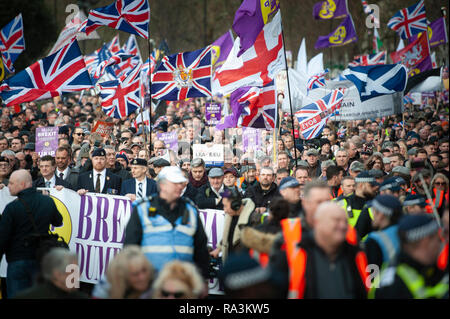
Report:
205,103,222,125
92,121,115,138
193,144,224,167
35,126,59,157
157,131,179,153
242,127,263,153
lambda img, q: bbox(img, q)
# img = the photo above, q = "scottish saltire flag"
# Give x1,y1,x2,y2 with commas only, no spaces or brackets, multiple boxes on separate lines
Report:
307,69,329,91
85,0,150,39
93,52,132,79
343,64,407,102
295,89,345,140
99,63,142,118
0,14,25,73
387,0,427,39
233,0,280,57
348,51,386,67
151,46,212,101
216,81,277,130
313,0,349,20
0,40,92,106
315,15,357,49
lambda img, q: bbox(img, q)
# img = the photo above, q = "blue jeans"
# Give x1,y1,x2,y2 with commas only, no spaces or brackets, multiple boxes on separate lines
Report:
6,260,38,299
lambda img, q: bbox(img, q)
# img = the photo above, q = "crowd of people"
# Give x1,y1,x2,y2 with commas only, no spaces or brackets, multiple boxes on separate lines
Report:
0,89,448,299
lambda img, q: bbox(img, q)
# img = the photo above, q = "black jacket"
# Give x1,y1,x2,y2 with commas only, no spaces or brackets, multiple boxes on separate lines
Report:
194,183,224,210
270,230,368,299
0,188,63,263
76,169,122,195
14,281,88,299
123,195,210,279
33,175,75,190
245,182,279,209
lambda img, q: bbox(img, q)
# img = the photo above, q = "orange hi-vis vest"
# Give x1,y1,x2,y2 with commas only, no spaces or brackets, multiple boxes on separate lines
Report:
280,218,369,299
249,249,269,268
425,188,446,214
437,243,449,271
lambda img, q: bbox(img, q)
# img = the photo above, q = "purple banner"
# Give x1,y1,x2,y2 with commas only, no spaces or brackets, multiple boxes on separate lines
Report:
156,131,178,153
242,127,262,153
35,126,59,157
313,0,349,20
211,30,234,72
409,17,448,48
315,15,358,49
205,103,222,125
408,55,432,78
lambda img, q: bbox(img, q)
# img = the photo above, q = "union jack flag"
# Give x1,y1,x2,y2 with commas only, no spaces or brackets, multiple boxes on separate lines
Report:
107,35,121,54
240,80,277,129
387,0,427,39
0,40,92,106
295,89,345,140
151,46,212,101
0,14,25,73
85,0,150,39
93,52,133,79
115,34,141,77
348,51,386,67
99,62,142,118
84,44,116,83
307,69,329,91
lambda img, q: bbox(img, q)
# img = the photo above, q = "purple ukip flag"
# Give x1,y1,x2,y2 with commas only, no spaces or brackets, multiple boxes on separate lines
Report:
408,55,432,78
205,102,222,125
211,30,234,73
313,0,349,20
35,127,59,157
232,0,280,57
315,15,357,49
429,17,447,48
216,86,251,130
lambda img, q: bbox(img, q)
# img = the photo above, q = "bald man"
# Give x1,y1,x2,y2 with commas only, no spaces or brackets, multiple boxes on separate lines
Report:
270,201,369,299
0,169,63,298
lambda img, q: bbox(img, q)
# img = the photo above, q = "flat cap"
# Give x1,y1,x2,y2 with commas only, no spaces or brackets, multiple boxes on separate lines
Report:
208,167,224,178
392,166,410,176
153,158,170,167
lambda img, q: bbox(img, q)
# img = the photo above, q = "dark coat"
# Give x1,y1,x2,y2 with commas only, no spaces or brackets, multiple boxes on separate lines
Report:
56,166,80,189
14,281,88,299
0,188,63,263
120,177,157,197
194,183,224,210
76,169,122,195
33,175,75,190
244,182,279,209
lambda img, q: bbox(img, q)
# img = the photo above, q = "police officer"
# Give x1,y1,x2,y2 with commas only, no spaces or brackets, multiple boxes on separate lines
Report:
338,171,378,231
364,195,403,269
370,214,448,299
123,166,210,280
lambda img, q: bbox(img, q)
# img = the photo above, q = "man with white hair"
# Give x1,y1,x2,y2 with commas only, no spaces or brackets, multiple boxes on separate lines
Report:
270,201,370,299
0,170,63,298
123,166,210,282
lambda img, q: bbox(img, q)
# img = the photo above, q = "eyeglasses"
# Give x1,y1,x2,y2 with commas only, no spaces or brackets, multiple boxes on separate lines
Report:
434,182,446,186
160,289,186,298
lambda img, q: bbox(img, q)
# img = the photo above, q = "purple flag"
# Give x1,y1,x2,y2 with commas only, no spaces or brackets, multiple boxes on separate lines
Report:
408,55,432,78
232,0,280,57
35,127,59,157
315,15,358,49
205,102,222,125
216,86,251,130
313,0,349,20
409,17,448,48
211,30,234,73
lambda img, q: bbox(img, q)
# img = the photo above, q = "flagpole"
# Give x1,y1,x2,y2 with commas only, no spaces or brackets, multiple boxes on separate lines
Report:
147,35,153,158
280,27,298,168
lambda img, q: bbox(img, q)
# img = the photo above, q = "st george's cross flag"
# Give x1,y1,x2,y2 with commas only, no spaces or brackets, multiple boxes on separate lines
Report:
0,14,25,73
85,0,150,39
151,46,212,101
295,89,345,140
387,0,427,39
0,40,92,106
99,62,142,118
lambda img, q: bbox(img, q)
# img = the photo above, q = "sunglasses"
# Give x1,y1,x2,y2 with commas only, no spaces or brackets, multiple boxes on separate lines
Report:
74,132,85,136
434,182,446,186
160,289,186,298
